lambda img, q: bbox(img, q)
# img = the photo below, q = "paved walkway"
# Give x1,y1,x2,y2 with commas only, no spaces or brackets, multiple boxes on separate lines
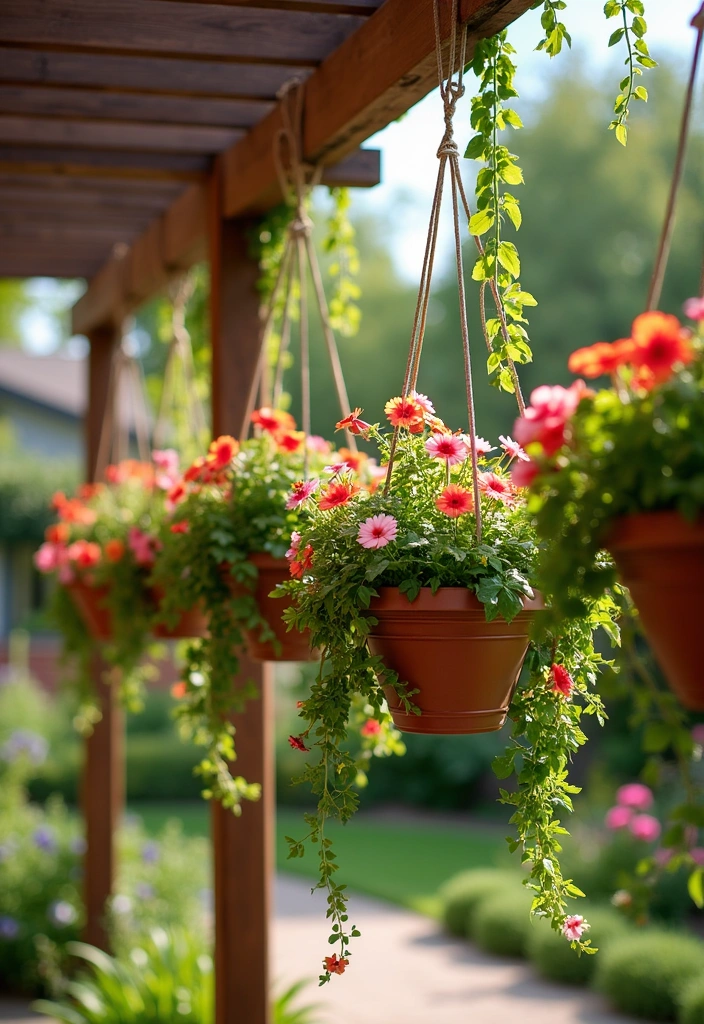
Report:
2,876,638,1024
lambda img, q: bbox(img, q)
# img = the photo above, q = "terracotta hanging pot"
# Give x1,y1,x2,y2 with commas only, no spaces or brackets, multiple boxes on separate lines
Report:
228,553,316,662
66,579,113,641
150,587,209,640
366,586,543,734
607,511,704,711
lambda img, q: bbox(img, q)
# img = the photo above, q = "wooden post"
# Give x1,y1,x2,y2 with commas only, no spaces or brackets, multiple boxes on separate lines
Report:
82,321,124,950
209,163,274,1024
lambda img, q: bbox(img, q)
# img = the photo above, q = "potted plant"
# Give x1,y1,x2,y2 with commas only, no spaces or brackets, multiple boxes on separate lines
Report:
514,305,704,710
279,397,613,980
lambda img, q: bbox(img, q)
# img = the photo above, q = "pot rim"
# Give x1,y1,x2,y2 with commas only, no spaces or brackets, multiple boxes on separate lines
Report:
369,585,543,613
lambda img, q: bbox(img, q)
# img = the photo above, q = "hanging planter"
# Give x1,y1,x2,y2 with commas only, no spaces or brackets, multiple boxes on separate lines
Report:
368,587,542,733
607,512,704,710
229,553,316,662
65,579,113,642
150,587,209,640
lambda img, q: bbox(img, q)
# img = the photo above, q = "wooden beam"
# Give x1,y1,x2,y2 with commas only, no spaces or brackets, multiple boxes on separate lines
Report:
0,85,272,129
0,204,155,230
0,173,186,200
0,220,144,241
0,146,209,179
0,1,365,65
0,116,243,153
162,183,208,270
154,0,380,12
0,257,96,278
73,260,127,333
0,182,184,213
222,0,535,215
0,49,312,100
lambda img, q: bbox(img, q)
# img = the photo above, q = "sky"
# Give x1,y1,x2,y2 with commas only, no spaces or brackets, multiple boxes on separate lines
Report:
21,0,700,351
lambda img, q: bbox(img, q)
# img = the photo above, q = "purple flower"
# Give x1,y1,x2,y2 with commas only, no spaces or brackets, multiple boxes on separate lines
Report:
135,883,154,901
141,841,160,865
1,729,48,766
48,901,77,927
33,826,57,853
0,916,19,940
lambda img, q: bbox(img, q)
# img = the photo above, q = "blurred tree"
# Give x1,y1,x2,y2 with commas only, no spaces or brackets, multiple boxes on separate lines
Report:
0,281,31,345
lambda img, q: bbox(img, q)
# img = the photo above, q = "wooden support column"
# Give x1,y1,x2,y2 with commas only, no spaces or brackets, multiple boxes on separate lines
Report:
82,321,124,951
209,163,275,1024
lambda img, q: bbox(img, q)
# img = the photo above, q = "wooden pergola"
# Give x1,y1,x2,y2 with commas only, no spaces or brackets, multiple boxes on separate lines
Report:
0,1,534,1020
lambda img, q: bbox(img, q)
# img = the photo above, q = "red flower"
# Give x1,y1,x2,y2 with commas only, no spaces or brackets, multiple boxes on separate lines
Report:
45,523,70,545
296,700,304,709
275,429,305,453
336,408,372,436
171,681,187,700
251,407,296,434
630,311,693,385
56,498,97,526
104,539,125,563
289,544,314,579
513,380,590,458
68,539,101,568
550,663,573,697
288,735,309,752
323,954,349,975
337,447,368,474
167,482,187,508
170,521,190,534
436,484,473,518
77,483,104,501
510,457,539,489
361,719,381,737
318,481,359,511
384,396,425,432
208,435,239,469
184,457,207,483
567,339,635,378
479,472,515,505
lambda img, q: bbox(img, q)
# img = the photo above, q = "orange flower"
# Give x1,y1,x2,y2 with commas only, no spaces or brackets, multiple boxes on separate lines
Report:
384,396,425,432
104,538,125,563
171,681,187,700
167,482,187,507
318,481,359,511
323,954,349,976
567,339,635,378
45,522,70,545
275,429,305,453
338,447,368,473
57,499,97,526
68,539,101,568
436,484,473,518
184,457,207,483
336,408,372,435
77,482,104,501
51,491,68,511
251,407,296,434
208,435,239,469
629,311,693,385
170,521,190,534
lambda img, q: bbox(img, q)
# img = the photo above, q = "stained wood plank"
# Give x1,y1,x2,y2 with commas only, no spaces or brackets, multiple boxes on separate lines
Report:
0,185,182,215
0,49,311,100
162,183,207,269
0,257,96,277
0,172,185,200
222,0,535,215
73,260,127,333
0,0,365,64
0,220,144,241
0,85,271,128
0,145,209,179
0,116,243,153
156,0,381,12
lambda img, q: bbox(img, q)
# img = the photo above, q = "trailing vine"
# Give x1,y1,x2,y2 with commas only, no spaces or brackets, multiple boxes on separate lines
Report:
466,31,537,395
324,187,362,338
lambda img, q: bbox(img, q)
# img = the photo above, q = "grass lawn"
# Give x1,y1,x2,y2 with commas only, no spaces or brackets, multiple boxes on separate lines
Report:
129,802,511,917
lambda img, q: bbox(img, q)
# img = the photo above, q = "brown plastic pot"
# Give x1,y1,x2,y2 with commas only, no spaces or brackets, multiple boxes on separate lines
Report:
66,579,113,641
607,511,704,711
229,553,316,662
366,586,542,734
150,587,209,640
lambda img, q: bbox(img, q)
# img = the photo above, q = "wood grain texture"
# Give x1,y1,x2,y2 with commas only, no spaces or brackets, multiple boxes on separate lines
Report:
0,256,96,277
0,115,243,153
0,145,209,178
0,172,186,200
0,0,365,64
0,49,312,100
161,183,208,269
153,0,381,11
73,260,128,333
0,85,272,128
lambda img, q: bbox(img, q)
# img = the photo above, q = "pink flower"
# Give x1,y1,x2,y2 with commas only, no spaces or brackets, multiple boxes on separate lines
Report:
361,719,382,737
286,532,301,561
479,472,515,505
152,448,179,489
58,563,75,585
357,514,398,550
510,457,539,489
470,436,497,455
684,297,704,321
34,543,66,574
691,848,704,866
324,463,349,476
411,391,436,415
550,663,574,697
307,435,331,454
562,915,589,942
655,848,674,867
629,814,661,843
425,433,468,466
605,806,633,830
286,479,319,510
616,783,653,811
499,435,529,462
692,724,704,746
128,527,159,567
513,381,589,457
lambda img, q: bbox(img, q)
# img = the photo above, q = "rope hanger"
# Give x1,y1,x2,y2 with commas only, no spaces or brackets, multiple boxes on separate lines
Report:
240,80,358,462
94,323,152,481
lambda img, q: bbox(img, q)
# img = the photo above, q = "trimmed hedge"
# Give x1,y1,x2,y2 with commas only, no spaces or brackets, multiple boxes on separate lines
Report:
471,889,534,958
439,869,520,938
527,905,629,986
595,931,704,1021
680,976,704,1024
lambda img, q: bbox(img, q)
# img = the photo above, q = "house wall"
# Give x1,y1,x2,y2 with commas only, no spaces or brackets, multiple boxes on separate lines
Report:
0,393,82,461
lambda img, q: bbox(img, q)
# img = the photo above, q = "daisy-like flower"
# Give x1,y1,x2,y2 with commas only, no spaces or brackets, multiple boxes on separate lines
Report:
499,435,529,462
568,339,635,379
357,514,398,550
251,407,295,434
630,311,693,385
323,954,349,976
286,479,319,510
361,719,381,737
562,915,589,942
338,447,368,473
384,395,425,432
550,663,573,697
436,485,473,518
275,430,305,453
324,462,348,476
45,523,69,545
479,472,515,505
307,435,331,454
425,433,468,466
208,435,239,469
68,539,101,568
167,482,188,510
336,408,372,435
473,436,497,456
411,391,436,415
289,544,313,579
318,481,359,511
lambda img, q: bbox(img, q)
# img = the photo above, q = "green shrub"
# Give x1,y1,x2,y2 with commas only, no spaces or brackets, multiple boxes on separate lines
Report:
595,931,704,1021
527,905,629,986
439,869,520,938
471,888,533,958
680,976,704,1024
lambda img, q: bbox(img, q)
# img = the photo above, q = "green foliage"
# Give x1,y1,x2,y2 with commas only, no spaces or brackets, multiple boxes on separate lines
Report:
439,868,520,937
471,888,534,957
604,1,657,146
527,905,629,985
0,448,77,543
680,976,704,1024
531,1,572,58
324,187,362,338
595,931,704,1021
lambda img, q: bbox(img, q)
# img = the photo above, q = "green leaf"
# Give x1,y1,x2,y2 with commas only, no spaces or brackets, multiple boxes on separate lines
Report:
688,868,704,909
497,241,521,278
500,163,524,186
608,27,625,46
469,209,495,236
615,123,628,146
464,134,486,160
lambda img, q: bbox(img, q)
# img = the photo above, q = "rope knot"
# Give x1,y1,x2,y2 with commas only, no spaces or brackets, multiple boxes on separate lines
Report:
289,210,313,238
